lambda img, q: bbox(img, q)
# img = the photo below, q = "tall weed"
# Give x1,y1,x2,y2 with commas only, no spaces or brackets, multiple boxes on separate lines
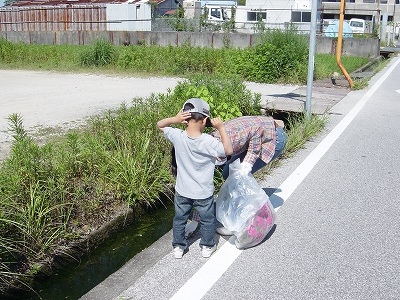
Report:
284,112,328,155
80,39,117,67
233,29,309,83
171,74,261,117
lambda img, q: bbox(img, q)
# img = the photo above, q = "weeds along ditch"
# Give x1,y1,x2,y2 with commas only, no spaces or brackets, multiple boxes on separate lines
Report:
0,32,369,82
6,199,175,300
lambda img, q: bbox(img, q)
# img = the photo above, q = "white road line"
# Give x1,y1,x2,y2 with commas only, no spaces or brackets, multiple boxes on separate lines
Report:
170,57,400,300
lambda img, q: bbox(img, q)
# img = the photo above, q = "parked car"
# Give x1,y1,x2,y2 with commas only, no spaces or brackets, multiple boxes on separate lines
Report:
324,20,353,38
349,18,366,34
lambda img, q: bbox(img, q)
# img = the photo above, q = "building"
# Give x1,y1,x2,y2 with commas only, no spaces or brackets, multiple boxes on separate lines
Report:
1,0,399,35
0,0,182,31
235,0,400,33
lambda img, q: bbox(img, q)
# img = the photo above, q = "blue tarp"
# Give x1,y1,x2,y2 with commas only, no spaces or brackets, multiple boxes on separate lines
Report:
324,20,353,38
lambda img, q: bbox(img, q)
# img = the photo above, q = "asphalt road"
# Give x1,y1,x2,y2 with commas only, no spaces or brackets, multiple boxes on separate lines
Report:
81,57,400,300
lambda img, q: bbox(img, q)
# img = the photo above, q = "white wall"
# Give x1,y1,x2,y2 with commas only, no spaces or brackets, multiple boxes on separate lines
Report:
236,0,298,26
106,3,151,31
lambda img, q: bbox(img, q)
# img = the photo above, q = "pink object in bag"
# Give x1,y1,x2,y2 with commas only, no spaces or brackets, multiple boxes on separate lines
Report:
234,201,276,249
215,159,276,249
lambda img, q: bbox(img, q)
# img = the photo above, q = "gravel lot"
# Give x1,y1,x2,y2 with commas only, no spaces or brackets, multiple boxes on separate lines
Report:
0,70,182,161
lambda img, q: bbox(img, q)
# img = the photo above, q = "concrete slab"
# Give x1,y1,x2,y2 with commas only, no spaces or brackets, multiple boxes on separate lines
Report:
247,78,352,115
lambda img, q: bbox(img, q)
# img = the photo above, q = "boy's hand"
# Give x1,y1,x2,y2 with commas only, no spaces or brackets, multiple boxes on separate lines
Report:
175,110,191,124
210,117,224,129
157,110,191,131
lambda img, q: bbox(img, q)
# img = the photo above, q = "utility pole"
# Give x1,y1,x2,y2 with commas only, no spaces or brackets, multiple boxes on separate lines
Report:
305,0,318,119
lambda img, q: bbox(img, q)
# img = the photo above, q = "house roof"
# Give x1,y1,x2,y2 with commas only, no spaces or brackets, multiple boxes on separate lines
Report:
163,9,176,15
7,0,166,7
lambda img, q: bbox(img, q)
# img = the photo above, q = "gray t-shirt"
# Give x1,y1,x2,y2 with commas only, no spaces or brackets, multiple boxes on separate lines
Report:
164,127,226,199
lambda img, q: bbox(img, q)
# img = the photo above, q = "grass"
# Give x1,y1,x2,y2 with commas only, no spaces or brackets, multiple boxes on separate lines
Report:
314,54,370,80
0,29,374,295
0,33,372,84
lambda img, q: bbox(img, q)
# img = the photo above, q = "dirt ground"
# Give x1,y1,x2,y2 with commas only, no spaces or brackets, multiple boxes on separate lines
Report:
0,70,182,162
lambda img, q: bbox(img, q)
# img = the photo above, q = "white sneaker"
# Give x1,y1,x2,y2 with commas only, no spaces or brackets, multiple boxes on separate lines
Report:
201,245,217,258
216,226,233,236
173,246,185,259
185,220,199,238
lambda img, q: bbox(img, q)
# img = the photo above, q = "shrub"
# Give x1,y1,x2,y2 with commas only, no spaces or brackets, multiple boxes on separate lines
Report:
80,39,116,67
233,28,309,83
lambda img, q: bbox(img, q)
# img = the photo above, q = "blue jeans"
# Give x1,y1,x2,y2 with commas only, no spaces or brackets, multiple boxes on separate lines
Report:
173,192,216,249
221,126,288,179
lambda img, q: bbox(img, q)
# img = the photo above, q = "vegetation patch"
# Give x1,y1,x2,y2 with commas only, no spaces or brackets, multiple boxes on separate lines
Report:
0,31,371,84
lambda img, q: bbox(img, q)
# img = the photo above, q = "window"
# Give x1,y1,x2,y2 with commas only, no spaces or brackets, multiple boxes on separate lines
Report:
291,11,311,23
247,11,266,22
302,12,311,22
292,11,301,22
210,8,221,19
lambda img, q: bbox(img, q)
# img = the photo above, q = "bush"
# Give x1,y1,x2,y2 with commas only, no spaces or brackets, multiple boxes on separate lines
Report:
80,39,116,67
232,28,309,83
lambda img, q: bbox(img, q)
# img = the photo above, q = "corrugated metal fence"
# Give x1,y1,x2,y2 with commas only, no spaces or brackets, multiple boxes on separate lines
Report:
0,6,107,31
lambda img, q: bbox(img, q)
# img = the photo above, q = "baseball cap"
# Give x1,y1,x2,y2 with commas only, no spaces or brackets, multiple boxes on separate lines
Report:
183,98,212,127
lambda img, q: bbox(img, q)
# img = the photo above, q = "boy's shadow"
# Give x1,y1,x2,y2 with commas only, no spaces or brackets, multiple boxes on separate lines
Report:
186,228,222,249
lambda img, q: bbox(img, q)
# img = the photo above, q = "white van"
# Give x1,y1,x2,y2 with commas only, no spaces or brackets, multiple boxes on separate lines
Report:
349,18,366,34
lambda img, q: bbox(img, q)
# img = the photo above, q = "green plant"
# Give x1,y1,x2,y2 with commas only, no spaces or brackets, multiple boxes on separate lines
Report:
222,33,232,48
314,54,369,80
80,39,116,67
253,11,266,33
164,8,186,31
351,78,369,90
284,112,327,156
171,75,260,118
1,37,371,85
233,28,309,83
0,38,14,62
222,6,236,33
181,85,242,121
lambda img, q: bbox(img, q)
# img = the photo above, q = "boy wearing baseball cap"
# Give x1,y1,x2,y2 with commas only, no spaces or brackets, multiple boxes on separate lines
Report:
157,98,232,258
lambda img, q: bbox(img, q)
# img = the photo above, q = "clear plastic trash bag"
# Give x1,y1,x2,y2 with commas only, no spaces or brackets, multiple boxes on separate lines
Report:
215,159,276,249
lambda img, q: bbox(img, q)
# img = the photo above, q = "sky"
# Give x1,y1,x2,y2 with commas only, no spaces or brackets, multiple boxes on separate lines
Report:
0,0,4,7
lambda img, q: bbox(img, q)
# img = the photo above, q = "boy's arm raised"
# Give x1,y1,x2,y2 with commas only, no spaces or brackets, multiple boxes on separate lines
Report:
211,117,233,156
157,110,191,132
